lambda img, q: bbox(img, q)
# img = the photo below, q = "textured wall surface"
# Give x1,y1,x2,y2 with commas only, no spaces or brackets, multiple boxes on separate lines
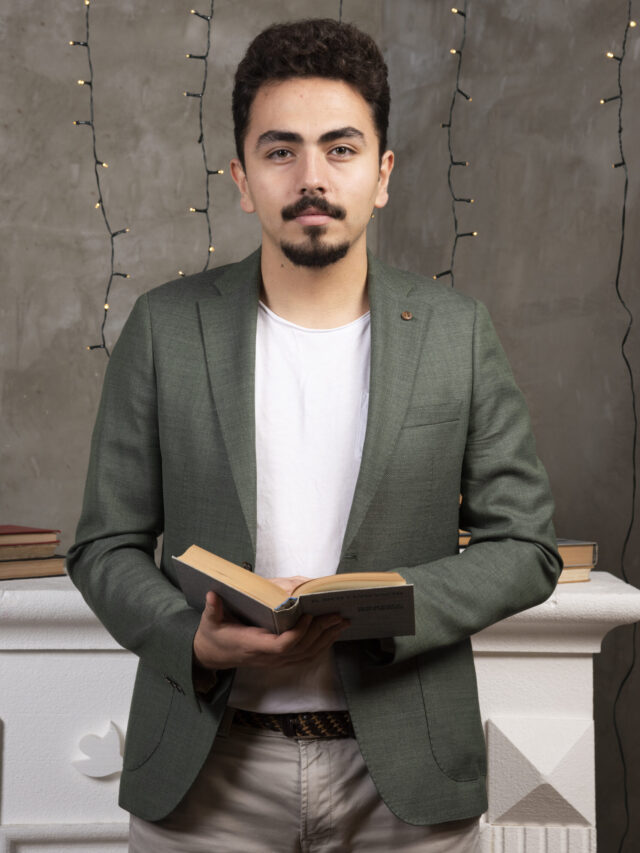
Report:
1,1,639,851
379,3,640,852
0,0,381,551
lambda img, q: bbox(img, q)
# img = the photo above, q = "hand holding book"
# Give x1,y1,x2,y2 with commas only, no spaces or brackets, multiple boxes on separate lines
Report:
192,587,350,673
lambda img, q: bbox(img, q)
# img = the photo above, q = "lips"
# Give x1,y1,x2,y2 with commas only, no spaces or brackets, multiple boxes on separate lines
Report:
294,209,334,226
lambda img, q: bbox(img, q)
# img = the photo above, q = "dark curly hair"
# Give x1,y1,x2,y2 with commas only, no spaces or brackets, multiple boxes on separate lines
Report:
232,19,390,167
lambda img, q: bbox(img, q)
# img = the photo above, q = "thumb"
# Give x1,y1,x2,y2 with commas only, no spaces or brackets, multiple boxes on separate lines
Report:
204,590,225,623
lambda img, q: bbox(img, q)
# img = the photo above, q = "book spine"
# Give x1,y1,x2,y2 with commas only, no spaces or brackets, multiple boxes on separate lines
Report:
273,599,301,634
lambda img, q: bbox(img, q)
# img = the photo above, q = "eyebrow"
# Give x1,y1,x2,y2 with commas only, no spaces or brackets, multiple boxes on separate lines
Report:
255,126,366,151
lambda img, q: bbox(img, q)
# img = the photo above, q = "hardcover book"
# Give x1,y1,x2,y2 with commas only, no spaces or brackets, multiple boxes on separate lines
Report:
173,545,415,641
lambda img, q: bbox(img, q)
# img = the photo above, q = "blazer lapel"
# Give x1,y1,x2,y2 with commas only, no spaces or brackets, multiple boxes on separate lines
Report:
197,251,261,555
340,255,433,560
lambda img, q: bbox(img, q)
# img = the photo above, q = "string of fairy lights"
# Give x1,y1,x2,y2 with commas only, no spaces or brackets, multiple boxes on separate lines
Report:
180,1,223,277
604,7,638,853
433,5,476,287
70,0,130,356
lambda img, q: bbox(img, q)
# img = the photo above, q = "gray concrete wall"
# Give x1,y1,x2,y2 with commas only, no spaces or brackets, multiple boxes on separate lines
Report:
379,2,640,851
1,1,639,850
0,0,380,548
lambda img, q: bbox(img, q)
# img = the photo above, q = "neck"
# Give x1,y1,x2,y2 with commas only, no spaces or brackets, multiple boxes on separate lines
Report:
259,238,369,329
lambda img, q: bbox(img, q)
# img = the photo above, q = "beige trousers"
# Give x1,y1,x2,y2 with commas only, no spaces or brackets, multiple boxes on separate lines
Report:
129,716,480,853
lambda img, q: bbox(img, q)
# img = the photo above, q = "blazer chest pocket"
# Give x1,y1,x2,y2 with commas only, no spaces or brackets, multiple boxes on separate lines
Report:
402,401,462,428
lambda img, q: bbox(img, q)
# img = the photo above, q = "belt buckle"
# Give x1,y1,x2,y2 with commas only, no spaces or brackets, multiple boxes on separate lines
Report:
281,714,299,738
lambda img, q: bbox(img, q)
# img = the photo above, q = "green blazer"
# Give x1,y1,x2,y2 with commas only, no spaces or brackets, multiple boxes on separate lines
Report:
67,249,560,825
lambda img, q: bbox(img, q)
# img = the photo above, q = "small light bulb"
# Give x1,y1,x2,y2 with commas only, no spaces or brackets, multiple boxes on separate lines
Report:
630,20,637,27
186,53,191,58
209,246,215,253
189,207,196,213
450,48,458,55
600,98,606,104
78,79,85,85
85,0,90,5
101,162,108,168
104,303,110,310
95,202,101,209
178,270,186,277
606,51,614,58
472,231,478,236
451,7,459,13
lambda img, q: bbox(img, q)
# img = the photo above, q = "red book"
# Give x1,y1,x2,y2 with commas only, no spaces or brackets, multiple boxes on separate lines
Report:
0,525,61,546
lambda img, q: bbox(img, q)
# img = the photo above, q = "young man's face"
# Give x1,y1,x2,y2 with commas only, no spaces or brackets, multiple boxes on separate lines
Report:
230,76,394,268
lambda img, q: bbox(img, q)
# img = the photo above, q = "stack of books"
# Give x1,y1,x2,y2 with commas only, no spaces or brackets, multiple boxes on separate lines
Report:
458,531,597,583
555,539,598,583
0,525,66,580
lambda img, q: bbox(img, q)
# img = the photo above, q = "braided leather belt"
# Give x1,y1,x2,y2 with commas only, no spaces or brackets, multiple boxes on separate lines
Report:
232,708,355,739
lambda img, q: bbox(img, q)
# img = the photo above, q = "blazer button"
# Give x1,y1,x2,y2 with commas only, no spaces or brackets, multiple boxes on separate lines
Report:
241,561,253,571
401,310,413,321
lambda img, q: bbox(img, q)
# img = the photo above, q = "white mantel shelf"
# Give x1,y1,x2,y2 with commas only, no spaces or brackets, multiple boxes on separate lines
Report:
2,571,640,852
472,571,640,654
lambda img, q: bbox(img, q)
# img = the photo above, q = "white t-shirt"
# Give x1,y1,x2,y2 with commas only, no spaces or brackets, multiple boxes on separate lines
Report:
227,300,371,712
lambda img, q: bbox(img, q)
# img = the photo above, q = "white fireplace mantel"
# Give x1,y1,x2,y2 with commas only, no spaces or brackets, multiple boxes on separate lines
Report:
2,571,640,852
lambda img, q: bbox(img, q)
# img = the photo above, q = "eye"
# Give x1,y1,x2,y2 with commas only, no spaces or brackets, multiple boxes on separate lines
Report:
267,148,293,161
330,145,354,157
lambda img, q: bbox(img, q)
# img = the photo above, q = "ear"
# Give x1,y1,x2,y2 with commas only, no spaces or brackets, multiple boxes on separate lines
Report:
230,158,256,214
374,149,394,210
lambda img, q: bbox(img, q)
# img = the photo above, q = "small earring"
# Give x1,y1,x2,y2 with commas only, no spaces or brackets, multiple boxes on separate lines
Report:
370,212,376,220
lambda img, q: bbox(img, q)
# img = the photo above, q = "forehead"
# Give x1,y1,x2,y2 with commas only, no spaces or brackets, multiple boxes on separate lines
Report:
246,77,377,139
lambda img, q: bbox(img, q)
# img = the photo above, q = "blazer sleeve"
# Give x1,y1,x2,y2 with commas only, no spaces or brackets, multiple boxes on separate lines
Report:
66,294,202,708
378,300,561,666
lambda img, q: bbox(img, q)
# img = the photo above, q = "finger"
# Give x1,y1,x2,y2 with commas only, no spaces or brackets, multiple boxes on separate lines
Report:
259,614,315,654
277,614,345,658
271,576,309,595
236,613,317,660
276,619,350,666
204,590,225,624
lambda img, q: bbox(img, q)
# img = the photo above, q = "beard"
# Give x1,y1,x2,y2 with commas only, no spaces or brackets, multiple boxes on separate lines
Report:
280,195,349,268
280,230,350,268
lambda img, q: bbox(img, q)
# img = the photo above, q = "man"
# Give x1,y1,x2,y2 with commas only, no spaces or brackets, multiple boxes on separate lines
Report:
67,18,561,853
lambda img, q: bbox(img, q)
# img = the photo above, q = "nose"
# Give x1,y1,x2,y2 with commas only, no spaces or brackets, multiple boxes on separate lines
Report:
298,149,327,195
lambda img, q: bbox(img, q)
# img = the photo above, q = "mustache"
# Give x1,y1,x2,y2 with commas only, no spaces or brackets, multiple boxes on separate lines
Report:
281,195,346,221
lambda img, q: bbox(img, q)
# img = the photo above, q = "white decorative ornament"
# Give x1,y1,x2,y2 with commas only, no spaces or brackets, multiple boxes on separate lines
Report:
73,721,123,778
487,716,595,827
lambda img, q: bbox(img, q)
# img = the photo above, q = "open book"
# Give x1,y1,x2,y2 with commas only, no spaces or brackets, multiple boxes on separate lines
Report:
173,545,415,641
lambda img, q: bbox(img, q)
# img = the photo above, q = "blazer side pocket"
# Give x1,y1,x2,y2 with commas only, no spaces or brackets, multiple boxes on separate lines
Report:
417,641,487,782
123,664,175,772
